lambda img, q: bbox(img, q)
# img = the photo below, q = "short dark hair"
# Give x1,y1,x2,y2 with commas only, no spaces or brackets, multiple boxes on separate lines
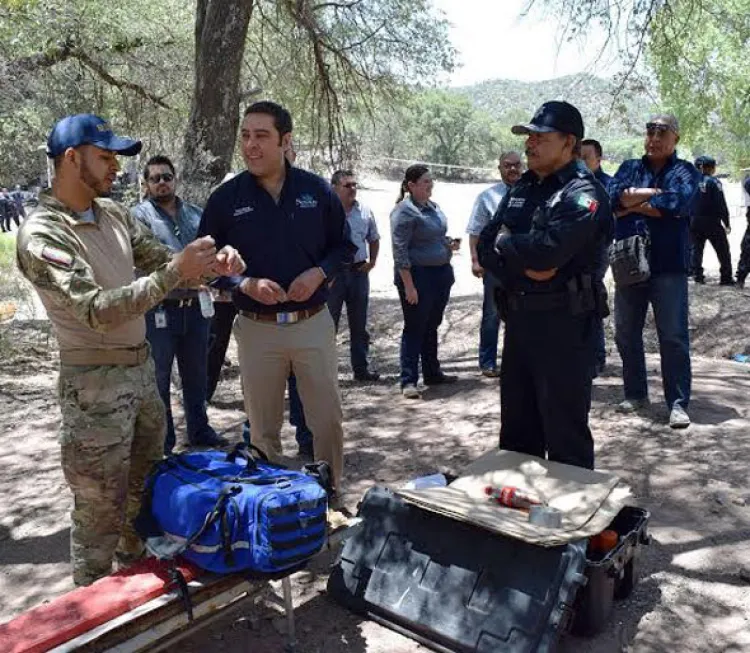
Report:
581,139,603,158
243,101,293,139
331,169,355,186
143,154,175,180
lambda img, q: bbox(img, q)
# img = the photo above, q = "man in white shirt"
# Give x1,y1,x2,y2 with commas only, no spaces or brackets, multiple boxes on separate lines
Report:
466,151,523,376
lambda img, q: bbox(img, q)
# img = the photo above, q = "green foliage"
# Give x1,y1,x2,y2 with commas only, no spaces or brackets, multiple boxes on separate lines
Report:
648,0,750,170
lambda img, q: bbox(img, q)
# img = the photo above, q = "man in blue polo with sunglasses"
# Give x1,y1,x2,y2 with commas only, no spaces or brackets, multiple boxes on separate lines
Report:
609,114,701,429
132,154,227,453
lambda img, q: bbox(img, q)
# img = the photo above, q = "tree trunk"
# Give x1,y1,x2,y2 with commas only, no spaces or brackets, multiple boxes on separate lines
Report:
181,0,253,204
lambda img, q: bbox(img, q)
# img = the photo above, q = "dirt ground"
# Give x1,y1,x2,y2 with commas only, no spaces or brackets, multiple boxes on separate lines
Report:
1,177,749,652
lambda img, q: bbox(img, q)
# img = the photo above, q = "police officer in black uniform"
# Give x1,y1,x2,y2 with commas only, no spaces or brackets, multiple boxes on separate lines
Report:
690,155,733,285
478,101,613,470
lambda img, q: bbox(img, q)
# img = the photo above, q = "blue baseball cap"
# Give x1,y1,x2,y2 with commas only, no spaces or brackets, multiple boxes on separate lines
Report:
46,114,142,158
512,101,585,139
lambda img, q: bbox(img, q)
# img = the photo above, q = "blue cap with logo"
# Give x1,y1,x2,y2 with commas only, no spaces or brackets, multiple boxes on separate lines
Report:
46,114,142,158
511,101,585,140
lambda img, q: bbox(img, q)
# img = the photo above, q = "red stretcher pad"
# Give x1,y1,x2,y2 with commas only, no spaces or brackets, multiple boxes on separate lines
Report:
0,558,201,653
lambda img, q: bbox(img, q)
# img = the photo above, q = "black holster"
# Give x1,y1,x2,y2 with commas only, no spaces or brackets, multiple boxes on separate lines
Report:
566,275,597,316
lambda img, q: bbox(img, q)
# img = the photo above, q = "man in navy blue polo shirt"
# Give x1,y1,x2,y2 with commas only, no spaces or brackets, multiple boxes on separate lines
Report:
198,101,349,494
609,114,701,429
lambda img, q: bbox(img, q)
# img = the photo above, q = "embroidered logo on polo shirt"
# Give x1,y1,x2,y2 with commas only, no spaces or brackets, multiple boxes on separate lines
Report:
295,194,318,209
233,206,254,216
508,197,526,208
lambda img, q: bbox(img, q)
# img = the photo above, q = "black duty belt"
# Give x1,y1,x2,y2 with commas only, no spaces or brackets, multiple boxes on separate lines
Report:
506,291,570,312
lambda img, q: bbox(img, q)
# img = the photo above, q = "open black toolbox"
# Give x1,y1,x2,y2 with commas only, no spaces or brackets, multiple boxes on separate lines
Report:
328,486,650,653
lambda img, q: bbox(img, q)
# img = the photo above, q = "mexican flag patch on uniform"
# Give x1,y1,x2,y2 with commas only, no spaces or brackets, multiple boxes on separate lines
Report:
576,194,599,213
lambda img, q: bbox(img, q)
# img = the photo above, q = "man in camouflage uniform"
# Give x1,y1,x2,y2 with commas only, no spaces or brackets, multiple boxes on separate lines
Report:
16,114,245,586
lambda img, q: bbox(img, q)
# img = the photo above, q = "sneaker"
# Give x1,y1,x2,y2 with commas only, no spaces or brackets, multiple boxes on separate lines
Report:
719,278,735,286
423,373,458,386
353,370,380,382
480,367,500,378
402,384,421,399
616,398,650,414
669,404,691,429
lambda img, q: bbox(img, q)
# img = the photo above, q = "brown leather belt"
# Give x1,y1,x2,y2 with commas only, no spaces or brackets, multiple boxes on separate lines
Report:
240,304,325,325
60,342,150,367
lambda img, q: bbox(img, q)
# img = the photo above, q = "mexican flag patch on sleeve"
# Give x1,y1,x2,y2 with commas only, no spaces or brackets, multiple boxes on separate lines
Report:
576,194,599,213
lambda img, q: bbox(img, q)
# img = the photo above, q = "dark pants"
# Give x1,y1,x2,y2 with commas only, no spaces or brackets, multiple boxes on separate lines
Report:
145,302,216,454
614,274,691,410
500,306,595,470
327,266,371,375
1,205,20,232
396,264,454,387
737,213,750,283
691,226,732,282
206,302,237,402
479,275,501,370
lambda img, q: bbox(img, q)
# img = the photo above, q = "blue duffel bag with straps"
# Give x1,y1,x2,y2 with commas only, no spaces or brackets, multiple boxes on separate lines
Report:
134,443,329,574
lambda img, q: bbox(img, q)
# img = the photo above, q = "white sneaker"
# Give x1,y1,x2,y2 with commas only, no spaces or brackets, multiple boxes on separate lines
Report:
669,404,691,429
402,384,421,399
616,398,650,414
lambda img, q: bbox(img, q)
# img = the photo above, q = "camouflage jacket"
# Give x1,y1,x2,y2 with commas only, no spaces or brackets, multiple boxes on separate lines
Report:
16,191,181,350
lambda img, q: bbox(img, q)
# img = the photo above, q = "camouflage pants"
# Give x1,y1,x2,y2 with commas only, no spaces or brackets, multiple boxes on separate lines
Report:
58,357,165,586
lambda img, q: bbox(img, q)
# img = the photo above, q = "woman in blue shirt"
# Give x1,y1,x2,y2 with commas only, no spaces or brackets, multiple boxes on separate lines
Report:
390,165,458,398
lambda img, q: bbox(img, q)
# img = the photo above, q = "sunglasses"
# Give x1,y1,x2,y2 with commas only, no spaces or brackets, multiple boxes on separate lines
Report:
645,123,675,135
342,182,358,189
148,172,174,183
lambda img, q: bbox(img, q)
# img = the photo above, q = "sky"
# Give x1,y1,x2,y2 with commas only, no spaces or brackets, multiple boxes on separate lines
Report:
433,0,621,86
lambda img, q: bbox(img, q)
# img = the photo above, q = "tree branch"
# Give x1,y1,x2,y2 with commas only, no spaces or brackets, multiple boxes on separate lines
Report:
73,51,171,109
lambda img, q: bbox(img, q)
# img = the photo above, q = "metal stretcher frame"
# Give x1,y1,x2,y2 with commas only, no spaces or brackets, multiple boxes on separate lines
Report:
44,519,358,653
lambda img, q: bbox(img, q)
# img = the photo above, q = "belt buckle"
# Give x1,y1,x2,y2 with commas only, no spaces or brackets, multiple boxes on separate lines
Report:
276,311,299,325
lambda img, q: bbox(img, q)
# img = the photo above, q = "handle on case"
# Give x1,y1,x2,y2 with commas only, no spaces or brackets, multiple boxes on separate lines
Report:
226,442,270,469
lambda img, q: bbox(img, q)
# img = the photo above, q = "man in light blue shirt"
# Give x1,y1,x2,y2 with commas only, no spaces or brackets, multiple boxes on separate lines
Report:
466,151,523,376
328,169,380,381
132,155,226,453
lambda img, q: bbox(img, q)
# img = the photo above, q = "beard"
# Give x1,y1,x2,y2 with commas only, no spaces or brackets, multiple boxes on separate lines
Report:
79,159,112,197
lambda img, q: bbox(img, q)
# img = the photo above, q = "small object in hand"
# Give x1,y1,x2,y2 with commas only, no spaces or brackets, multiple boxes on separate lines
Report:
484,485,543,511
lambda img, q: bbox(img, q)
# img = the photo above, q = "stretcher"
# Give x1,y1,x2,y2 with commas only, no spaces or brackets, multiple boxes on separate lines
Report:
0,517,356,653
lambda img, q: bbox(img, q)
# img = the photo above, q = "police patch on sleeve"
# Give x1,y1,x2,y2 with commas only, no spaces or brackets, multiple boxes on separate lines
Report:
576,194,599,213
40,246,74,268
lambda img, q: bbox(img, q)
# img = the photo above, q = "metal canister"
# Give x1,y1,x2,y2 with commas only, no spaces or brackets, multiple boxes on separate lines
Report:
528,505,562,529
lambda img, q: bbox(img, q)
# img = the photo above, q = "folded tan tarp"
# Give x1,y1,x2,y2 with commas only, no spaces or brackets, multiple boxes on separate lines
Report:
397,450,632,547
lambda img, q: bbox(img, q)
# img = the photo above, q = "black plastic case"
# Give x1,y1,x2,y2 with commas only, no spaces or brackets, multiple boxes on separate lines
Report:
328,487,589,653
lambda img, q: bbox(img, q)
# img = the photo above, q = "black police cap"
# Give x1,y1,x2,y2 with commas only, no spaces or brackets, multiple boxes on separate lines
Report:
511,101,585,140
694,155,716,168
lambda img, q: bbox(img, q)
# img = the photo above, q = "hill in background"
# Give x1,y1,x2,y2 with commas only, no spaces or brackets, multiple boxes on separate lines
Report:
454,73,660,162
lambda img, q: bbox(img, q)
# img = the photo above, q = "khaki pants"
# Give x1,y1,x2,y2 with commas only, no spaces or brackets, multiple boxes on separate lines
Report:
58,357,166,586
234,308,344,489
